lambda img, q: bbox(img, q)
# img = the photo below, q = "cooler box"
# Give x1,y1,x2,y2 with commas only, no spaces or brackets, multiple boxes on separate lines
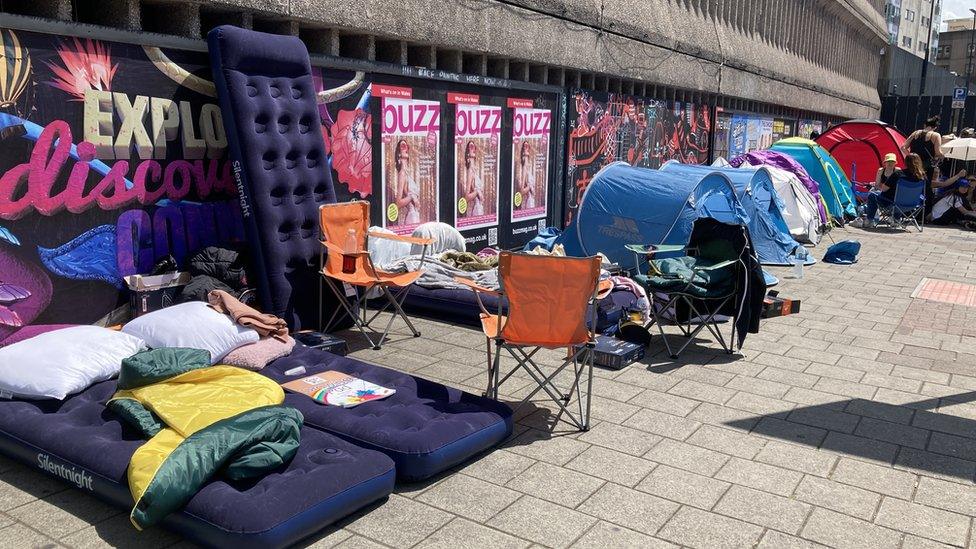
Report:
591,335,646,370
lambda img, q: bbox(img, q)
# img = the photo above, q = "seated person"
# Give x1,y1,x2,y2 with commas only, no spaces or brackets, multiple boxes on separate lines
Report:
930,177,976,227
861,153,919,227
931,168,968,201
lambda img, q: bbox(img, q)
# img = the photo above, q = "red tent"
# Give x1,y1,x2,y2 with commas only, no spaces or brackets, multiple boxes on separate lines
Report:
815,120,906,184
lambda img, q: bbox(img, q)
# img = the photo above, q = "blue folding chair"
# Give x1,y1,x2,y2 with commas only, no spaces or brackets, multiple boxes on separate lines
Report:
878,179,925,232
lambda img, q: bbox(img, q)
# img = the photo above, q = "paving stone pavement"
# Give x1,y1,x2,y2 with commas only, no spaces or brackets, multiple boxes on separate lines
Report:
5,224,976,548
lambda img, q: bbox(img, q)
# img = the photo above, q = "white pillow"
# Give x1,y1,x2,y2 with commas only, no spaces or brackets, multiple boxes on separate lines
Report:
0,326,146,400
122,301,259,364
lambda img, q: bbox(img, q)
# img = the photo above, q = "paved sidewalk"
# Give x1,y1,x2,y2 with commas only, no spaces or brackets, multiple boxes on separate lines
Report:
3,224,976,548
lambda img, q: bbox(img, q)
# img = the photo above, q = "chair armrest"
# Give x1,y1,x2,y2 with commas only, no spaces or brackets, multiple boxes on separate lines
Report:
454,276,502,296
694,259,736,272
368,231,434,246
625,243,687,255
319,240,368,257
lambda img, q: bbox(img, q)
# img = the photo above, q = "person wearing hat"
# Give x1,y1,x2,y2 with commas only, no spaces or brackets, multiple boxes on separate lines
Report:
859,152,903,227
930,175,976,227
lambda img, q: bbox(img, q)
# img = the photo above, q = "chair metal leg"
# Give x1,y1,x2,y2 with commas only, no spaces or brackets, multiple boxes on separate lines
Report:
650,295,679,358
322,278,380,349
491,340,503,400
515,351,589,430
484,337,493,398
583,347,594,430
508,346,572,408
684,296,735,355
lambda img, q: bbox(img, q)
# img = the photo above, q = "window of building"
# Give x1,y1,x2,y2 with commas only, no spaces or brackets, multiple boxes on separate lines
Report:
903,35,912,48
921,16,929,27
919,41,927,52
906,9,915,21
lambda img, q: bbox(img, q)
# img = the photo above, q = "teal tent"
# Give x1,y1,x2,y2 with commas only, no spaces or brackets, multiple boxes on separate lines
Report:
771,138,857,221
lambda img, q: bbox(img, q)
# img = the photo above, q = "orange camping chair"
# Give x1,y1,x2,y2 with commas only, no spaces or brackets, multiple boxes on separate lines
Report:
458,252,602,431
319,201,432,349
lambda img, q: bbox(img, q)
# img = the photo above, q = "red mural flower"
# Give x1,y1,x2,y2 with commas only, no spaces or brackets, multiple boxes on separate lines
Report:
329,108,372,197
46,38,118,101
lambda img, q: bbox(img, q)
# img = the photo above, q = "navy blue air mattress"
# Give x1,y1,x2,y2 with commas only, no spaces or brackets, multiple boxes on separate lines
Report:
208,25,339,331
398,286,504,327
263,344,513,481
0,380,395,548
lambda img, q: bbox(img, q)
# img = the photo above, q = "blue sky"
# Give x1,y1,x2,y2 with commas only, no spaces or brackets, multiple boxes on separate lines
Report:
941,0,974,26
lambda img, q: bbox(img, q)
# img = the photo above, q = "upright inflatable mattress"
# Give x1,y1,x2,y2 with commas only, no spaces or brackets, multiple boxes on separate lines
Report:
263,344,513,481
0,380,395,548
208,25,339,331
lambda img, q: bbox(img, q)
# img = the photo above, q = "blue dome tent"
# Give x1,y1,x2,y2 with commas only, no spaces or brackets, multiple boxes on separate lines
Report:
559,162,750,270
660,161,813,267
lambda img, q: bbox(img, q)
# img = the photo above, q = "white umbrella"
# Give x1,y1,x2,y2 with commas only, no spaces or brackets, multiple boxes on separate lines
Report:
942,138,976,161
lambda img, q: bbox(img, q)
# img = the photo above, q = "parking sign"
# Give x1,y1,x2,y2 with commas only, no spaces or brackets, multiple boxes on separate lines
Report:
953,87,967,110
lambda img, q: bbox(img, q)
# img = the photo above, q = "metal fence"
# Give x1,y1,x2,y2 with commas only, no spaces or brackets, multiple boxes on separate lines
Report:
880,95,976,135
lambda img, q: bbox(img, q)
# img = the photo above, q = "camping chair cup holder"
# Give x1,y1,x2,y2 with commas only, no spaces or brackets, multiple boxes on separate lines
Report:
318,201,433,349
458,253,603,431
626,243,741,359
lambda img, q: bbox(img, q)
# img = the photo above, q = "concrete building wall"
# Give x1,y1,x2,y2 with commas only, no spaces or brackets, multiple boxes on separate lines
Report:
946,18,974,33
2,0,887,119
935,28,976,85
888,0,940,59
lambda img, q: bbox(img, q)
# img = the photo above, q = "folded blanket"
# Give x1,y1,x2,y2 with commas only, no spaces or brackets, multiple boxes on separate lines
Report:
440,251,499,272
385,255,499,291
208,289,288,341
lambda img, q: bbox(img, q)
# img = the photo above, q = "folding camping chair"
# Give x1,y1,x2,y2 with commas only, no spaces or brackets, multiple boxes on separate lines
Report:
318,201,432,349
627,240,742,359
457,253,602,431
877,178,925,232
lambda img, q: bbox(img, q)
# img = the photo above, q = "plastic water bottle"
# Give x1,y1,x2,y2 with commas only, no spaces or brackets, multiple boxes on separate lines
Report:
342,229,357,274
792,255,804,279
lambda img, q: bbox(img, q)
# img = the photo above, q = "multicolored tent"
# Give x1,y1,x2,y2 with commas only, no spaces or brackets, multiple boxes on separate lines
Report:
771,138,857,222
815,120,906,184
728,150,828,225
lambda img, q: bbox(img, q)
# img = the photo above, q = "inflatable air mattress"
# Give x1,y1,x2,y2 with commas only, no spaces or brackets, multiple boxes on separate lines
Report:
396,285,505,327
263,344,513,481
0,380,395,548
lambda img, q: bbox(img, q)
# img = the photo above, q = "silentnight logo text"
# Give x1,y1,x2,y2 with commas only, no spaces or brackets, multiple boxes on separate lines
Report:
37,454,94,490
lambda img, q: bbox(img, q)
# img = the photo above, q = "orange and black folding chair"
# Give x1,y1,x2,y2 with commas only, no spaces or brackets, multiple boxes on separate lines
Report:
319,201,432,349
459,252,602,431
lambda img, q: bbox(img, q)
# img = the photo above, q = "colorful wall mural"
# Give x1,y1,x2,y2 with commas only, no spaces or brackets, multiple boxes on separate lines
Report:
0,29,244,343
565,90,711,221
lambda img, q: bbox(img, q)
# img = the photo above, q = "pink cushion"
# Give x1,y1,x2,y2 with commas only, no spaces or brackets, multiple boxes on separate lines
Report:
220,336,295,371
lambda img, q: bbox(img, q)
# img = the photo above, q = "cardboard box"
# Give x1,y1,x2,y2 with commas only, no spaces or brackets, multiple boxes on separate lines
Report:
590,334,646,370
293,331,349,356
124,272,191,318
762,291,800,319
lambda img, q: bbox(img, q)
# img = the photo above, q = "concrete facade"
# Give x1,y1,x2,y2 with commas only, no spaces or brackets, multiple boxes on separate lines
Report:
884,0,941,60
2,0,887,120
936,27,976,86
